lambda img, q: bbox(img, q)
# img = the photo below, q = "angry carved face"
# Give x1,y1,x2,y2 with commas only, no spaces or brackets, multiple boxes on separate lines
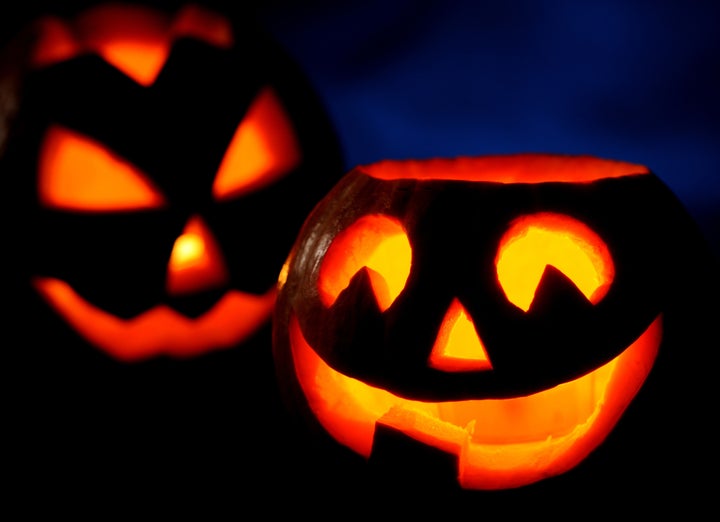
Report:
2,2,343,363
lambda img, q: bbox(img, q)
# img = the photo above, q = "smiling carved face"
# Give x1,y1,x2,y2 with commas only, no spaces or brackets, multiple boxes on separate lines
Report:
3,2,343,362
272,155,674,491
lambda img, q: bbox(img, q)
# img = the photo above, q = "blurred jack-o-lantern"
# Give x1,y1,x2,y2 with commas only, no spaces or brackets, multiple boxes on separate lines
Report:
273,154,716,497
1,1,344,496
1,1,343,365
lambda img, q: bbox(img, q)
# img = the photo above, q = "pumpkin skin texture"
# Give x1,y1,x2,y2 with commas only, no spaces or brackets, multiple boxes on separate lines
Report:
272,154,718,504
2,1,344,499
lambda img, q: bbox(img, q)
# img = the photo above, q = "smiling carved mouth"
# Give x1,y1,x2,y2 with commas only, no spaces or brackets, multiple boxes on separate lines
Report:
33,276,276,362
288,313,662,490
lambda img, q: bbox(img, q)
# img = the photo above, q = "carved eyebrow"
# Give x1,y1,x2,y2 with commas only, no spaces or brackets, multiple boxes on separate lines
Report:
31,4,233,86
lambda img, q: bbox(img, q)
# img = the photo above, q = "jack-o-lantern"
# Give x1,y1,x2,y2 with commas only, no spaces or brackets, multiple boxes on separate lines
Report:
2,1,343,365
272,154,716,498
1,1,344,494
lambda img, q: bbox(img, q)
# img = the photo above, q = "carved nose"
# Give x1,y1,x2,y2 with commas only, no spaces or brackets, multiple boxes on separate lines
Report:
166,215,229,296
427,298,493,372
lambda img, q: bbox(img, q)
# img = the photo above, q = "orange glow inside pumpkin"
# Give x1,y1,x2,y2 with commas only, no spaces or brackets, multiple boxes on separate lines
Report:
362,154,649,183
212,87,301,200
32,4,233,85
496,213,615,312
289,198,659,489
289,313,661,490
428,298,493,372
38,125,165,212
318,214,412,312
166,215,229,295
38,87,300,213
34,277,276,361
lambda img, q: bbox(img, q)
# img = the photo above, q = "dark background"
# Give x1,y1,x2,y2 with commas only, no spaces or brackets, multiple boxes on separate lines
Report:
2,0,718,254
1,0,717,515
250,0,719,258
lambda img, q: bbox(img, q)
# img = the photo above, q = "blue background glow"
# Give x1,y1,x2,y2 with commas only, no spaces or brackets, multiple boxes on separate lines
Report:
254,0,720,257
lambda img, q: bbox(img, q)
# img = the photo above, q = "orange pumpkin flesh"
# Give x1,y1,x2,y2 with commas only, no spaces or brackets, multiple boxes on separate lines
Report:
496,212,615,312
288,314,660,490
33,278,276,361
275,154,663,490
27,4,302,361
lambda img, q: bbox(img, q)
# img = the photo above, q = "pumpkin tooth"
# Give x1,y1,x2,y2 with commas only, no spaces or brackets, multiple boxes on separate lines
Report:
464,419,476,436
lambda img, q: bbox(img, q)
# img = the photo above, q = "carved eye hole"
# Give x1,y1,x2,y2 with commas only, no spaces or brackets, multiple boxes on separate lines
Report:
38,125,165,212
318,215,412,312
212,86,301,201
495,213,615,312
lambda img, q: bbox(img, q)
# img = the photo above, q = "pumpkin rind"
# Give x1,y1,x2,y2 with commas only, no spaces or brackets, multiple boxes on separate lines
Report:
272,154,708,493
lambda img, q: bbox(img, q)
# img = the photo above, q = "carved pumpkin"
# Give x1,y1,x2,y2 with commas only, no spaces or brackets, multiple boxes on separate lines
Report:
1,1,344,495
2,1,343,365
272,154,715,496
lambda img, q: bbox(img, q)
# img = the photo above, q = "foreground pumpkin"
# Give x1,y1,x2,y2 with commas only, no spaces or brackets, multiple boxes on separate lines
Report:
273,154,713,493
2,1,343,364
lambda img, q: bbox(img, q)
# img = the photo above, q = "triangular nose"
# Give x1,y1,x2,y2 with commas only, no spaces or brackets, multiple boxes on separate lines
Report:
428,298,493,372
166,215,229,296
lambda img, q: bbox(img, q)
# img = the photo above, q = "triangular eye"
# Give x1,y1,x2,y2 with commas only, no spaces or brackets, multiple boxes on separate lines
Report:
38,125,165,212
495,213,615,312
318,214,412,311
212,87,301,201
